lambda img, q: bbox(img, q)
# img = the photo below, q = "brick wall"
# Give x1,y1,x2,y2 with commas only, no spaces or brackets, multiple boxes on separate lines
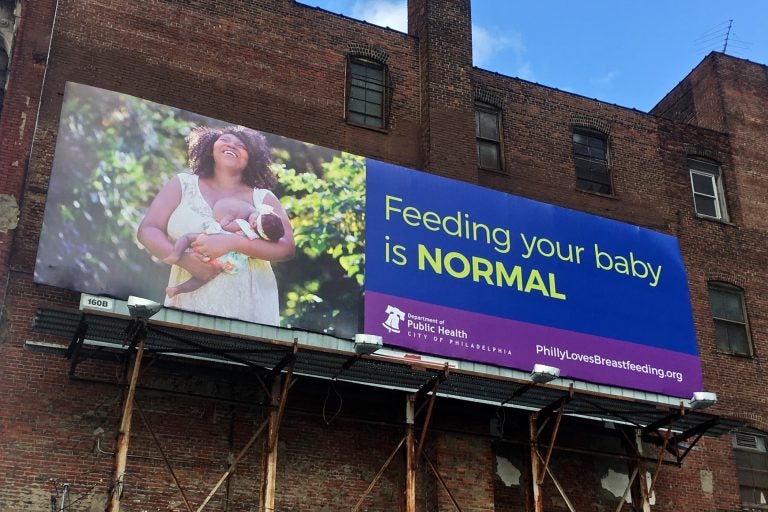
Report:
1,1,766,511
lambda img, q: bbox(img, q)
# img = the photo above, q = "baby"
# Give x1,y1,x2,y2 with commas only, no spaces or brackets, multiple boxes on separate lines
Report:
164,197,284,298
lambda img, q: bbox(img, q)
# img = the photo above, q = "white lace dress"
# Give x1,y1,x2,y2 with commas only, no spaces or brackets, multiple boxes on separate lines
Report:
164,173,279,325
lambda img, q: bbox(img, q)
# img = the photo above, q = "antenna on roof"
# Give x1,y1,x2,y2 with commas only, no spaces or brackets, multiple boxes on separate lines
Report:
723,19,733,53
694,19,751,58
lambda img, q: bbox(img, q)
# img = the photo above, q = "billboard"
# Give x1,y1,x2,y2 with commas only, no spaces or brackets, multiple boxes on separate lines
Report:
36,82,701,397
363,161,702,397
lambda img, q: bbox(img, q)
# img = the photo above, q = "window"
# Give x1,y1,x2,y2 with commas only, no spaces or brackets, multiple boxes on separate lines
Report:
346,56,387,129
475,102,503,171
733,432,768,506
708,283,751,355
689,158,727,220
572,129,611,194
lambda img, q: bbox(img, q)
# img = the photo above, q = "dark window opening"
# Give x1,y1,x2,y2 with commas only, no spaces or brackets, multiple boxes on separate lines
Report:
475,103,503,171
708,282,751,356
733,433,768,506
346,57,388,129
573,129,611,194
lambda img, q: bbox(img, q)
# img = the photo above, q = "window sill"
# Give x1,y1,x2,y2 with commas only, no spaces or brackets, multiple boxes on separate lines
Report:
693,213,738,227
715,350,755,360
479,166,507,175
576,188,619,200
345,120,389,134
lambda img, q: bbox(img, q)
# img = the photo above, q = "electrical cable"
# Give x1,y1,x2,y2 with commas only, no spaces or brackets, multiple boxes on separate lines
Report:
322,381,343,425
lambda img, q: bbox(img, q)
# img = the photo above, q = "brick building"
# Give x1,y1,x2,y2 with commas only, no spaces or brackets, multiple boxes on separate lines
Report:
0,1,766,511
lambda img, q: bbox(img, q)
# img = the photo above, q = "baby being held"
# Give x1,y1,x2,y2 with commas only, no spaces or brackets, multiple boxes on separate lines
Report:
164,197,284,298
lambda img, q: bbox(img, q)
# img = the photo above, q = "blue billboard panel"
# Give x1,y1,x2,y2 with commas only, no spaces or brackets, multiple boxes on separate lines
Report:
363,160,702,397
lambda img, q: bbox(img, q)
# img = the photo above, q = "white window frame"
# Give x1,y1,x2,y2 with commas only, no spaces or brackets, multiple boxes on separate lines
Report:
689,159,727,221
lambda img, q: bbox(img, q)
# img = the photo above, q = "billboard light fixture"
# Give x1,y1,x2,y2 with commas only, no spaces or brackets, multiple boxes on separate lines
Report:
531,363,560,384
127,296,162,320
354,334,383,355
689,391,717,410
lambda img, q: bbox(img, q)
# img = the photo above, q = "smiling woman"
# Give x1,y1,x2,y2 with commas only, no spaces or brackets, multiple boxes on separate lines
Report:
137,125,296,325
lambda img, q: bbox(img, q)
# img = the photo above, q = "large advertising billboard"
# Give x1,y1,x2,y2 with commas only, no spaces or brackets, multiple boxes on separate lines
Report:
36,83,702,397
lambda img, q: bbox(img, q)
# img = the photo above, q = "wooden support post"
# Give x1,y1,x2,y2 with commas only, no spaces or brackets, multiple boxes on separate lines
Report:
535,451,576,512
648,429,671,497
405,395,416,512
614,467,638,512
634,431,653,512
260,376,282,512
538,401,565,485
259,343,296,512
529,414,543,512
106,320,147,512
415,369,445,464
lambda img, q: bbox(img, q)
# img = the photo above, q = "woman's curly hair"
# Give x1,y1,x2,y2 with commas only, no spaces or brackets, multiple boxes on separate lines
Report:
186,125,277,190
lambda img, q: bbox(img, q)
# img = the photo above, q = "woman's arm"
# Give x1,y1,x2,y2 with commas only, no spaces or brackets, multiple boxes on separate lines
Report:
191,192,296,262
137,176,220,281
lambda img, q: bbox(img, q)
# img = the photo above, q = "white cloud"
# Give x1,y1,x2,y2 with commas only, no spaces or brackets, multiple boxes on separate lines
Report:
473,25,534,81
351,0,408,32
344,4,535,81
590,70,619,87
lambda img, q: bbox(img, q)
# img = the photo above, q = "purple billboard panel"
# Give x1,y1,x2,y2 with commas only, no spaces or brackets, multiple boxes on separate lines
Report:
363,160,702,397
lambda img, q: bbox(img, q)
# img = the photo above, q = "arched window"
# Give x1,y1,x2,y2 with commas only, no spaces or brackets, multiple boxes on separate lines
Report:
346,55,389,129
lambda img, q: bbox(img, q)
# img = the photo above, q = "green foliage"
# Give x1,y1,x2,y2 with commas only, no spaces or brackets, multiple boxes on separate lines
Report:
36,86,202,298
276,153,366,337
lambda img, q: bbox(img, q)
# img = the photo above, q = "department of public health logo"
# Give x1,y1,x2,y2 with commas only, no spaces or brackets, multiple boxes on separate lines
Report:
382,305,406,333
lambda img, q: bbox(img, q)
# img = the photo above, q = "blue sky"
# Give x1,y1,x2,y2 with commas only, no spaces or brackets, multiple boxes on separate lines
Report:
300,1,768,112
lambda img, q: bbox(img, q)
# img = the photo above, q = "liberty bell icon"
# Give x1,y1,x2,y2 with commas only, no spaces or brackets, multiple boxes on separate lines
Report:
383,305,405,333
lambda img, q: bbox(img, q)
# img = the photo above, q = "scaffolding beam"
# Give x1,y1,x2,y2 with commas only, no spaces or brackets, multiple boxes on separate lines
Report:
259,344,296,512
106,319,148,512
196,417,270,512
405,396,416,512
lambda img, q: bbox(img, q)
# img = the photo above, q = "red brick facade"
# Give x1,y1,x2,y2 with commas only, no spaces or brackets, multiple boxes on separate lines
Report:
0,1,766,511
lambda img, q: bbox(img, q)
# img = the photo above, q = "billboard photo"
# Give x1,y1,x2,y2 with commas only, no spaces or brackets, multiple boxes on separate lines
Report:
36,82,364,338
36,82,702,397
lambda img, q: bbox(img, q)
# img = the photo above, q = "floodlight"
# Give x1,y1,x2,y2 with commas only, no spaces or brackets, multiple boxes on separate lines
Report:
127,296,162,320
689,391,717,410
530,363,560,384
354,333,383,355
